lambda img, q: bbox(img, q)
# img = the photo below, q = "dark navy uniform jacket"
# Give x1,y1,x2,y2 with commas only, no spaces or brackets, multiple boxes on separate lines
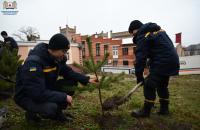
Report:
133,23,180,80
14,43,89,105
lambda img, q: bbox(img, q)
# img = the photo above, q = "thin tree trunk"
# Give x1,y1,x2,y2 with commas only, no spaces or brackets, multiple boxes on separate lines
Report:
95,72,104,115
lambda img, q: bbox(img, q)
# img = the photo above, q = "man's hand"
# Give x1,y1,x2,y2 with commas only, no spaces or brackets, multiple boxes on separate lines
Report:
66,95,72,106
136,76,144,85
89,77,98,84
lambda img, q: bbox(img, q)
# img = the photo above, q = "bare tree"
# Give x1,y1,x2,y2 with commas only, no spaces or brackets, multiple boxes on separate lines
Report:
12,33,25,41
13,26,40,41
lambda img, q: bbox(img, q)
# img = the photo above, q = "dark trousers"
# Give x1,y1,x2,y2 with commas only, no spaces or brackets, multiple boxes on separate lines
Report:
16,79,77,119
144,74,170,102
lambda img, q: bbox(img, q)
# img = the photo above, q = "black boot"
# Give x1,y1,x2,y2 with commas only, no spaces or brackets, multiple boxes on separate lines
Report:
131,102,154,118
65,112,75,119
56,109,73,122
25,112,41,123
157,99,169,115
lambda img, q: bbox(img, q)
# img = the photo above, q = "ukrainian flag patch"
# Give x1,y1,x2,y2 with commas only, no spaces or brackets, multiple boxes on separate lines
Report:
29,67,37,72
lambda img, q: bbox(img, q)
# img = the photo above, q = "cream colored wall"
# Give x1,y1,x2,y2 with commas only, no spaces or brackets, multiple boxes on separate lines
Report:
18,43,82,65
18,46,34,61
72,46,81,64
66,45,81,64
176,44,185,57
18,46,29,61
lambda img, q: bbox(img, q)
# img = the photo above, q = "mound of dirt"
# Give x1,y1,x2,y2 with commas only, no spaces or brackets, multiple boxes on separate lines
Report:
102,96,123,111
95,113,125,129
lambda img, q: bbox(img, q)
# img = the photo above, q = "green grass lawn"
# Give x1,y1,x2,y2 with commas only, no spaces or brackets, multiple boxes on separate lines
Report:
0,75,200,130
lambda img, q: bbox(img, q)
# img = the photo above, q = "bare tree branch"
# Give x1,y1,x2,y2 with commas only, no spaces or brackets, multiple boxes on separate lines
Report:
13,26,40,41
12,33,26,41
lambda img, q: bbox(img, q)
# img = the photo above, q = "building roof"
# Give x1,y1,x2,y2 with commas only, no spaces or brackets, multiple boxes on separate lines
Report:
59,25,76,34
122,43,136,47
112,31,131,38
17,40,80,48
17,40,49,46
185,43,200,51
122,37,133,44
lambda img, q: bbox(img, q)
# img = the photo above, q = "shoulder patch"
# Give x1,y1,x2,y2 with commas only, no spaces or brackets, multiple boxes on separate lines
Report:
29,67,37,72
145,32,150,38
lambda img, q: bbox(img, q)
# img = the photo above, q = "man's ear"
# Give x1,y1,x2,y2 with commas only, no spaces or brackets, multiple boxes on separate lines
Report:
48,49,54,55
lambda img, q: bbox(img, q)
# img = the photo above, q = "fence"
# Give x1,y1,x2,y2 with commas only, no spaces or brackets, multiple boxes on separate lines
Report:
101,66,134,74
101,55,200,75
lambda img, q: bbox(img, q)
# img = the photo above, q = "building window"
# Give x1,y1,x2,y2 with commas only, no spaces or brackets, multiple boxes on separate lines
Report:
82,48,86,58
123,60,129,66
112,46,118,56
104,45,108,55
96,43,100,56
82,41,86,58
197,50,200,55
122,48,128,55
133,47,136,54
113,60,118,66
66,52,70,60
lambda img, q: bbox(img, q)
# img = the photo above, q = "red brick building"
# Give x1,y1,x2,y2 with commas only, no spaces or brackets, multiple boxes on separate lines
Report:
59,25,136,67
81,34,136,67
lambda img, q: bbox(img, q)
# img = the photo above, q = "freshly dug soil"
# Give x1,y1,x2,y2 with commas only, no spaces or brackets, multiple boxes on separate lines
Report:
102,96,124,111
95,113,125,129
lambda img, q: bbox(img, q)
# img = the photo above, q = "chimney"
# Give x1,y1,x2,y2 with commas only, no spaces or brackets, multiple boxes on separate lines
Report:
175,32,182,44
108,30,113,38
74,26,76,33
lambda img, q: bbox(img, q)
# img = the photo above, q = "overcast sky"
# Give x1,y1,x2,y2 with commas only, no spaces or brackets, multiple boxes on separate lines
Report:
0,0,199,46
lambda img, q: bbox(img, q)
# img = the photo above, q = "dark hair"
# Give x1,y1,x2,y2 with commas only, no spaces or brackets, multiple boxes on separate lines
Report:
1,31,8,36
128,20,143,33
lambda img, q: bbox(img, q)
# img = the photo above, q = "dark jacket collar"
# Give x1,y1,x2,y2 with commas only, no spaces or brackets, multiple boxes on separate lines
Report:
133,22,161,44
28,43,56,64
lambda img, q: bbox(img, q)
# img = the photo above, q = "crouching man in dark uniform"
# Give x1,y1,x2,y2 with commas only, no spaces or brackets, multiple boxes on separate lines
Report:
128,20,180,118
14,34,97,122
